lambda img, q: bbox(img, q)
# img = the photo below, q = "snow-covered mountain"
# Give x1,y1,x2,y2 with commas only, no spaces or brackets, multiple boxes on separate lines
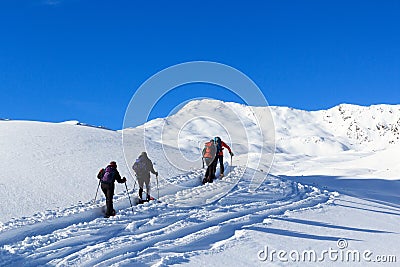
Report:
274,103,400,153
125,99,400,179
0,100,399,266
135,100,400,155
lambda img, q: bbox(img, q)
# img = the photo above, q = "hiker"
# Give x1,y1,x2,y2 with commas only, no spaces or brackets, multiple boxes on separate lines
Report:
202,139,217,184
97,161,126,217
213,136,233,178
132,152,158,201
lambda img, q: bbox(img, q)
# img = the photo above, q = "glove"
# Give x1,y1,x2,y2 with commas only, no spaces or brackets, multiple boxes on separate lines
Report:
155,171,159,177
122,177,127,183
230,152,234,157
97,168,105,179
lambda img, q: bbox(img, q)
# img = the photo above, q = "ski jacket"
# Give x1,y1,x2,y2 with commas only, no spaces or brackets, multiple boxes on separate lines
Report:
217,140,232,156
133,155,157,178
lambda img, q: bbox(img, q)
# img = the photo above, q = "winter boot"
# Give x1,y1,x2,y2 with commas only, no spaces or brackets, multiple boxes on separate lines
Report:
104,209,116,218
220,167,224,178
146,194,151,201
139,188,143,200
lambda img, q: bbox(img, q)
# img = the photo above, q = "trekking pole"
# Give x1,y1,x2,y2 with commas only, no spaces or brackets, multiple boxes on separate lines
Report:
93,179,101,204
230,154,233,173
124,181,134,213
156,174,160,200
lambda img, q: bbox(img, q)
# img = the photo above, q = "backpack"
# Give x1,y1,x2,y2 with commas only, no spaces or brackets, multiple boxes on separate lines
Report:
214,137,222,154
202,141,216,159
101,166,116,184
133,156,148,175
202,141,216,166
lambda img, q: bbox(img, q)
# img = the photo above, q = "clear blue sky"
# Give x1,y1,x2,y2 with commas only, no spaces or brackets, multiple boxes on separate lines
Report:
0,0,399,130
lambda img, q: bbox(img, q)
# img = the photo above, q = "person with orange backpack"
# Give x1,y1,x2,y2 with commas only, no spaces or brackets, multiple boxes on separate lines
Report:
202,139,217,184
213,136,233,178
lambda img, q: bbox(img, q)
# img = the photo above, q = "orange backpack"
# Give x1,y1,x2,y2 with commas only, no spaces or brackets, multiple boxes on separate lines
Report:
202,141,216,160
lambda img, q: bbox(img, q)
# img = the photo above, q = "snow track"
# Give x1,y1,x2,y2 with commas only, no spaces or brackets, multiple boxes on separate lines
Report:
0,167,333,266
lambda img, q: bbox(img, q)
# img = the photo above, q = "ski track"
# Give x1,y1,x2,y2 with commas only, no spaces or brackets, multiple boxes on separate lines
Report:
0,166,333,266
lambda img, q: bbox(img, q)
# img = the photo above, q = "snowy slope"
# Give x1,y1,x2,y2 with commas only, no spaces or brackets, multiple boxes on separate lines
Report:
0,120,126,223
0,167,336,266
0,100,399,266
0,119,203,223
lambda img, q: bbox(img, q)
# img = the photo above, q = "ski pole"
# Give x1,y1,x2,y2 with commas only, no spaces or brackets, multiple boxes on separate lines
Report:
124,181,134,213
156,174,160,200
93,179,101,204
230,154,233,173
202,157,204,169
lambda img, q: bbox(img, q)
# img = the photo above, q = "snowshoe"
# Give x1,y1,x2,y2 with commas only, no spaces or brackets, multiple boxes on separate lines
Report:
104,209,116,218
137,199,147,204
202,176,214,184
137,196,156,204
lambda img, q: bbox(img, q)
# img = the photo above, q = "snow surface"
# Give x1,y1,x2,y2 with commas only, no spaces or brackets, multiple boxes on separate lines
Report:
0,100,399,266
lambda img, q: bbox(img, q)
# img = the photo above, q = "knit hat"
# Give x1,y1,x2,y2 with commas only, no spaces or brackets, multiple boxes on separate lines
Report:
109,161,117,167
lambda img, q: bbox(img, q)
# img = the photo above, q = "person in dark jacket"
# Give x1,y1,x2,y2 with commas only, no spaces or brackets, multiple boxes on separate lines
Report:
97,161,126,217
213,137,233,178
132,152,158,201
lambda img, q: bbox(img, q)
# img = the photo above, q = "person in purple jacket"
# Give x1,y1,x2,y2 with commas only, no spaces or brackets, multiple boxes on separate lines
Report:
97,161,126,217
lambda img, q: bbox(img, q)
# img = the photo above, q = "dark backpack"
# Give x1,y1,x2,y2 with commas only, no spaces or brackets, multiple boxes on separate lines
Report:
214,137,222,154
101,166,116,184
133,157,147,175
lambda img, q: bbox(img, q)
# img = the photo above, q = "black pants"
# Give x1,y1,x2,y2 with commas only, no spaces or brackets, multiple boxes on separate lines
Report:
213,155,224,175
204,158,217,182
101,182,115,216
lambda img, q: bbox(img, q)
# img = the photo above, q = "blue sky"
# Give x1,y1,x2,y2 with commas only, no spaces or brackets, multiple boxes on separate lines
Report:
0,0,399,129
